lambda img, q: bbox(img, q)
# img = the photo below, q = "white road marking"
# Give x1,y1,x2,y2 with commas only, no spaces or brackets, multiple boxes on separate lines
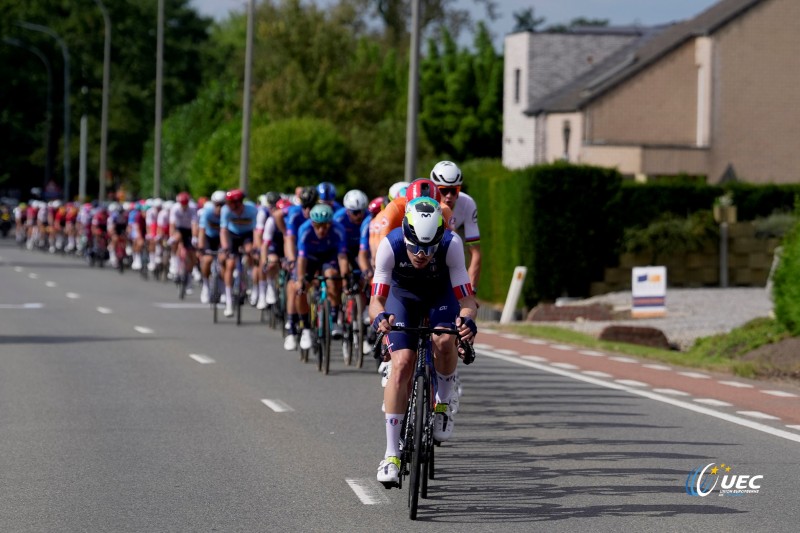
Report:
134,326,154,334
524,339,548,345
653,388,690,396
14,266,24,272
678,371,711,379
472,343,493,350
787,425,800,431
97,307,113,314
500,333,523,340
551,344,573,351
578,350,605,357
582,370,612,378
615,379,648,387
261,399,294,413
551,362,579,370
478,348,800,444
609,356,638,363
719,380,753,388
643,364,672,371
481,328,498,334
66,292,80,299
495,348,518,355
694,398,733,407
0,303,44,309
45,281,57,288
521,355,547,362
189,354,216,364
737,411,780,420
346,479,390,505
153,302,210,309
763,390,798,398
28,273,39,279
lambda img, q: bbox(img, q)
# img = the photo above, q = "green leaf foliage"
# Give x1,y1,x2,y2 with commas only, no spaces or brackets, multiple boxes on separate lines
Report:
773,214,800,335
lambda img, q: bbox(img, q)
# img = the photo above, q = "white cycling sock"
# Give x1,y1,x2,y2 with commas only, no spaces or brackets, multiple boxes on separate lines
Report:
384,413,405,458
436,370,457,404
225,286,233,305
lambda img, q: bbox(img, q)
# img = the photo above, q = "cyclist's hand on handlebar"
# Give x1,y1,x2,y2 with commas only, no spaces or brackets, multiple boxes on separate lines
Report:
456,316,477,344
372,312,394,334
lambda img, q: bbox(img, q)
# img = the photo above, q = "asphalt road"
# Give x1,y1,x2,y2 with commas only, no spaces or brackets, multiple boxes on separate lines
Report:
1,238,799,532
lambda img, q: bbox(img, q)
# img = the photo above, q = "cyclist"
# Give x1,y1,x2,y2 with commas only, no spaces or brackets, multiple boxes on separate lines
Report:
219,189,258,317
430,161,481,293
145,198,163,272
283,186,319,349
317,181,343,212
292,203,350,349
169,192,198,286
198,190,226,304
107,202,127,268
259,194,289,310
370,196,477,485
254,192,281,309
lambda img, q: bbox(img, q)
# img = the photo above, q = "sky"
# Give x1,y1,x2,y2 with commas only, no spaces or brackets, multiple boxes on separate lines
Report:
190,0,722,47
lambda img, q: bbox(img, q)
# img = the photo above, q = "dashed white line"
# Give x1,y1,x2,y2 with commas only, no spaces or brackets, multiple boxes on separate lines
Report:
609,356,638,364
189,354,216,364
66,292,80,299
578,350,605,357
261,399,294,412
45,281,57,288
582,370,612,378
0,303,44,309
495,348,519,355
787,425,800,431
694,398,733,407
737,411,780,420
134,326,154,334
643,364,672,371
615,379,648,388
678,371,711,379
719,380,753,388
524,339,548,345
14,266,24,272
97,307,113,314
28,273,39,279
472,343,493,350
499,333,523,340
551,362,579,370
551,344,573,351
653,388,690,396
521,355,548,362
346,479,389,505
762,390,798,398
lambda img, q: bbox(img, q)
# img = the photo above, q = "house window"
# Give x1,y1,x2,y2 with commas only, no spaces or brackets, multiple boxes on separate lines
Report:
514,68,521,104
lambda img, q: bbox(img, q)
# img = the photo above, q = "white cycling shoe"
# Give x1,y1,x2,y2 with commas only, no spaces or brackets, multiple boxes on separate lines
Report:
433,403,454,442
283,334,297,351
299,329,313,350
224,304,234,317
377,456,400,485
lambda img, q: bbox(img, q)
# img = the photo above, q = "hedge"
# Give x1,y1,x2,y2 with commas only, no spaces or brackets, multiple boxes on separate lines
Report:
773,216,800,335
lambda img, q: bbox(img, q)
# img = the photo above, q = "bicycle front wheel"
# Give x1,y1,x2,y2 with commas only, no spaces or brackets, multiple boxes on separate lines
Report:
408,374,427,520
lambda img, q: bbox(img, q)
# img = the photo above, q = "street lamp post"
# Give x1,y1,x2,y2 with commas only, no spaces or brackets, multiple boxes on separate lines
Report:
154,0,164,198
94,0,111,202
2,37,54,189
18,22,71,202
404,0,421,182
239,0,255,195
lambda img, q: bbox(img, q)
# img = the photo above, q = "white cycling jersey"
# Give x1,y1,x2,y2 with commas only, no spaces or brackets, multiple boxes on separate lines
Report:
447,191,479,244
169,203,196,229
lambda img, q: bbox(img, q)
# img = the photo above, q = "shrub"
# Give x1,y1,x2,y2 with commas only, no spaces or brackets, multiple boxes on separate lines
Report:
772,215,800,335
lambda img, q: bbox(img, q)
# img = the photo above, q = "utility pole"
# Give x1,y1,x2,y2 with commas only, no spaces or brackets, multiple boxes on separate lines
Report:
404,0,422,182
94,0,111,202
153,0,164,198
239,0,255,195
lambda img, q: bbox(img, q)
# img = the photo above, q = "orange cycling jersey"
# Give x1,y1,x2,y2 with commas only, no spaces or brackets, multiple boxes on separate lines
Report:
368,197,454,256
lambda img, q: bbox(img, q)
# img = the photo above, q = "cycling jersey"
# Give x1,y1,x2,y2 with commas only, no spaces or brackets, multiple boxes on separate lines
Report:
447,191,480,245
169,204,197,230
296,219,347,262
333,207,363,260
262,215,284,257
220,201,257,236
284,205,308,238
199,203,222,238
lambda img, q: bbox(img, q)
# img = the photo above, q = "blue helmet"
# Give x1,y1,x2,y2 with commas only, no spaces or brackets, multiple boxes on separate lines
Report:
310,203,334,224
317,182,337,202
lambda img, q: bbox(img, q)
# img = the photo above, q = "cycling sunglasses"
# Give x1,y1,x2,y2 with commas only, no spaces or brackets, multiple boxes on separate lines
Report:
438,186,460,196
347,209,365,217
405,239,438,257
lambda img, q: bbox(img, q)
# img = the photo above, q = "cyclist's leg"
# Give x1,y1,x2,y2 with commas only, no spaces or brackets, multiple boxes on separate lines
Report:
322,263,342,337
429,293,460,438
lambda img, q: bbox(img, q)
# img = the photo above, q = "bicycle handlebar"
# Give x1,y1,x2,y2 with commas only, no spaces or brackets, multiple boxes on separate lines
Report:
372,325,476,365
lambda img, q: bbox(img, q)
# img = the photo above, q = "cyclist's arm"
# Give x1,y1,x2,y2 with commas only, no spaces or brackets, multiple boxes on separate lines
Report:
466,243,481,295
446,233,477,322
337,253,350,280
220,226,230,252
296,256,307,291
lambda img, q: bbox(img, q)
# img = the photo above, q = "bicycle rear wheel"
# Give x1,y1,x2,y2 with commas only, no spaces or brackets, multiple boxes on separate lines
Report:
354,295,365,368
322,300,332,375
408,374,427,520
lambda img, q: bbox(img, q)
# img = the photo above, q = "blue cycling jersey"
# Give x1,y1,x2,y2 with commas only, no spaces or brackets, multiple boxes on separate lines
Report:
220,201,257,235
333,207,362,258
199,203,222,237
359,214,372,251
296,219,347,262
285,205,308,238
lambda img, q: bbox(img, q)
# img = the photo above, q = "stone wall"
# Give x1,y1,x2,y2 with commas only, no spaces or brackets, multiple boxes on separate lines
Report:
590,222,780,295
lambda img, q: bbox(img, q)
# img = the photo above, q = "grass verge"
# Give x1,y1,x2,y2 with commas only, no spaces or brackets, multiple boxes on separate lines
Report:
487,318,794,380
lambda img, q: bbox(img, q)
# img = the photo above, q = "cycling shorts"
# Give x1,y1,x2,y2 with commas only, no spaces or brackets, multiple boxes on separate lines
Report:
204,235,220,252
291,259,339,282
384,287,459,352
228,231,253,254
178,227,194,250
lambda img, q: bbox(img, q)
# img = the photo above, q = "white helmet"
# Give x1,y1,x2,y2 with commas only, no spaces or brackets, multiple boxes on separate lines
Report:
211,190,226,205
108,202,120,213
403,197,444,246
430,161,462,187
388,181,411,201
343,189,368,211
151,198,163,209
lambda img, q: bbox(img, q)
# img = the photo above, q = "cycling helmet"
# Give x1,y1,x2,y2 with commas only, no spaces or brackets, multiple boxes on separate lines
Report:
316,182,337,202
309,203,334,224
403,197,444,246
429,161,462,187
299,186,319,209
367,196,387,217
176,192,190,205
108,202,120,213
211,190,226,205
152,198,163,209
226,189,245,203
343,189,368,211
388,181,410,201
265,191,281,208
276,198,292,210
405,178,441,202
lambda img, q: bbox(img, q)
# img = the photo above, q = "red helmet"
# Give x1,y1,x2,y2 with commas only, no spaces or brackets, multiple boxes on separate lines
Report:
368,196,387,217
226,189,244,202
276,198,292,210
197,197,207,209
176,192,190,205
405,178,441,203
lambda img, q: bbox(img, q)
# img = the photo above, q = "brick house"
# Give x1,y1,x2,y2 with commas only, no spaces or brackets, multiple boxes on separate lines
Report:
503,0,800,184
